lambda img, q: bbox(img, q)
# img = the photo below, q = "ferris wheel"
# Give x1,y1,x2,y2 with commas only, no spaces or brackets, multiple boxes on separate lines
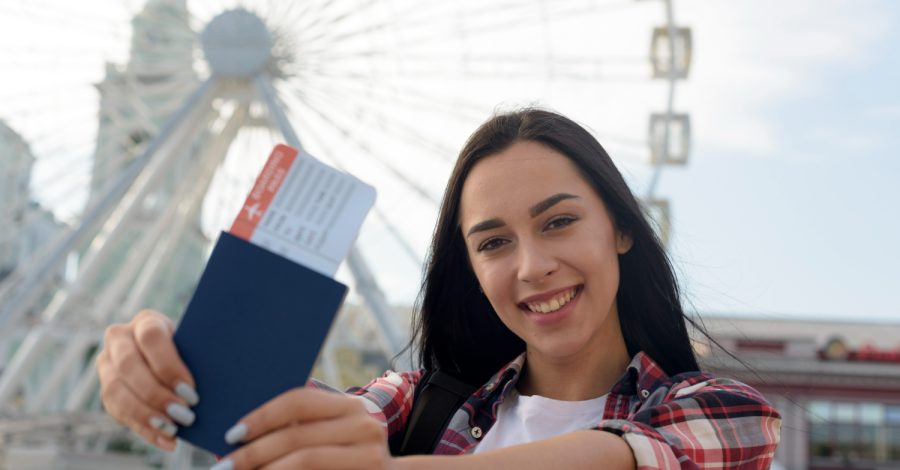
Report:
0,0,692,465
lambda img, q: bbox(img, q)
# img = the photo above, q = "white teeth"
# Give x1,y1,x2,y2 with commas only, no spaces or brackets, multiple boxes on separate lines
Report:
526,288,577,314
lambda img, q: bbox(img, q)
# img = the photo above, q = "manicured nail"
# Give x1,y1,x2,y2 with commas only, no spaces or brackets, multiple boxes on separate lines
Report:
225,422,247,445
149,416,177,437
175,381,199,406
210,459,234,470
166,403,195,426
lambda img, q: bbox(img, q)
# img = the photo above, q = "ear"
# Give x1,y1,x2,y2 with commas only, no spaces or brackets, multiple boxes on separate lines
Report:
616,230,634,255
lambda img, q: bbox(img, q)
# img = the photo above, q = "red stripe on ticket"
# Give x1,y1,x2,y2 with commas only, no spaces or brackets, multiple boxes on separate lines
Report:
230,144,299,240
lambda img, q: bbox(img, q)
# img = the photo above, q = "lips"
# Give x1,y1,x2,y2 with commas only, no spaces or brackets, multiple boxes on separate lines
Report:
518,285,582,314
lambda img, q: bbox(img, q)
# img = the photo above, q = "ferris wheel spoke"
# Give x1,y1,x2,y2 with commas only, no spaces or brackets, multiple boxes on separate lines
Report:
282,90,438,206
0,41,125,58
293,80,460,169
0,3,130,41
292,0,382,44
311,52,648,82
284,80,460,160
285,0,356,39
365,0,639,54
295,44,649,82
257,0,306,24
274,97,423,266
283,87,442,206
279,99,425,267
302,46,646,66
0,53,114,76
297,72,487,128
291,1,468,56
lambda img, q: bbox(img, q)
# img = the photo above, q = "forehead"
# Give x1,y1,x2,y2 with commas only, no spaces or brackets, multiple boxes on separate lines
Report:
459,140,594,221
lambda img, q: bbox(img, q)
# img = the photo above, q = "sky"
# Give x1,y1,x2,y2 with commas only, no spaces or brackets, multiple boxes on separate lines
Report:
666,0,900,320
1,0,898,323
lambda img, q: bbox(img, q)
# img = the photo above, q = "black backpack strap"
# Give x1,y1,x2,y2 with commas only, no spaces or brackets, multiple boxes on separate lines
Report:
395,370,477,456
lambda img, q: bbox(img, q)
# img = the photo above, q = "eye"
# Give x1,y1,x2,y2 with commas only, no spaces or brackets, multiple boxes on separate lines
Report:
545,215,577,231
477,237,508,252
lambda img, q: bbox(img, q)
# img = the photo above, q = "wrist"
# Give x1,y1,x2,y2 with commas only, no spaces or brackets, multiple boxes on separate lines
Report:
392,455,464,470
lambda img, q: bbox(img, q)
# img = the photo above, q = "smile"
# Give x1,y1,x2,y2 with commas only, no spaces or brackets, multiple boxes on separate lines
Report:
521,286,581,314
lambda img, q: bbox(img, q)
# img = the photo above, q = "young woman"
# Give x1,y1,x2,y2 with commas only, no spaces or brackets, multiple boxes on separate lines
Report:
97,109,781,469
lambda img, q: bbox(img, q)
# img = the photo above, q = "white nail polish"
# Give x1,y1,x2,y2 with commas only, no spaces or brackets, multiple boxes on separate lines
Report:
160,421,177,437
210,458,234,470
175,381,199,406
166,403,195,426
224,423,247,445
149,416,177,437
149,415,166,430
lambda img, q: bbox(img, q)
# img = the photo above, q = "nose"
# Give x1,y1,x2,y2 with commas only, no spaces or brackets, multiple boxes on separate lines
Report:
516,238,558,283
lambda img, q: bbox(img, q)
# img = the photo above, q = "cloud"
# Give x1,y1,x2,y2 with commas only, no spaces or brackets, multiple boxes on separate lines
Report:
864,104,900,119
678,0,893,156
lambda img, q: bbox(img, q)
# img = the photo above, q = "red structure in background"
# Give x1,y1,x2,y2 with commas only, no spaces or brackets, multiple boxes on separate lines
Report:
698,316,900,470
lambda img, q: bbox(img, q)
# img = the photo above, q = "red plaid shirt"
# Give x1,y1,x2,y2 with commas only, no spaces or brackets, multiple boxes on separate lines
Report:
320,352,781,469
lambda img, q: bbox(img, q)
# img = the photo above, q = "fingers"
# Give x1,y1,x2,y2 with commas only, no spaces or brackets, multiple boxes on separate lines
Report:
97,349,179,449
229,388,368,445
221,414,386,470
105,323,188,414
97,309,199,451
132,310,197,396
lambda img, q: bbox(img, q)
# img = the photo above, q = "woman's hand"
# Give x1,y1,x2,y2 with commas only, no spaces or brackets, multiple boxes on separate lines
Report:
96,309,199,451
215,387,394,470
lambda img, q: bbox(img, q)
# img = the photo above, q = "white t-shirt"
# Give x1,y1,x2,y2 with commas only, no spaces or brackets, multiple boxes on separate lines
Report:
472,389,608,453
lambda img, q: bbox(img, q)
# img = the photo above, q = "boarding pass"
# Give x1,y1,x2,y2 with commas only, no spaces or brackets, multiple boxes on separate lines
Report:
230,144,376,277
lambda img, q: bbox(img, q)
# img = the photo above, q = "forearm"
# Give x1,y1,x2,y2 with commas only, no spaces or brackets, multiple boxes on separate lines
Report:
394,430,636,470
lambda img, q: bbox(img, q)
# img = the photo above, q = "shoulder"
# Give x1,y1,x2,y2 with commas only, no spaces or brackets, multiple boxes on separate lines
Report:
599,354,782,469
627,352,777,416
632,363,780,426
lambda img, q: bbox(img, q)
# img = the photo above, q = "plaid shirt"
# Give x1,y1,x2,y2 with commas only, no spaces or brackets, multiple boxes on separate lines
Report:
320,352,781,469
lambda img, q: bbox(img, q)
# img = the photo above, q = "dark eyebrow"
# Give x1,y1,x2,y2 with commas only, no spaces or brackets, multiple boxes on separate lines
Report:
466,218,505,238
529,193,580,217
465,193,580,238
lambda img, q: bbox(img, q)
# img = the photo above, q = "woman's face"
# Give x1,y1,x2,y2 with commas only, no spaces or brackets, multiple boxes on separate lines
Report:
459,140,632,363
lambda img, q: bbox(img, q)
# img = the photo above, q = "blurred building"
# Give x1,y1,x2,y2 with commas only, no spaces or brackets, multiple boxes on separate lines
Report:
0,120,65,285
698,315,900,470
86,0,207,317
0,120,32,279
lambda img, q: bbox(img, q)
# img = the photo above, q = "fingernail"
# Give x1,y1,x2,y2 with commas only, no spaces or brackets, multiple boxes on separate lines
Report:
224,422,247,445
175,381,199,406
149,416,177,437
210,459,234,470
166,403,195,426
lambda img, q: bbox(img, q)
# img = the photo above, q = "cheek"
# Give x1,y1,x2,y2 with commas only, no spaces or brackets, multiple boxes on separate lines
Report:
471,259,515,305
576,236,621,288
590,250,621,294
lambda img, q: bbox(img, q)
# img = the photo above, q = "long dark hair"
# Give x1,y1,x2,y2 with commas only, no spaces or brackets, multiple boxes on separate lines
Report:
410,108,700,385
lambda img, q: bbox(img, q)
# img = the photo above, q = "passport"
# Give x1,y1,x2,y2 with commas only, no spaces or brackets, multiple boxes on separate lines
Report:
170,145,375,455
172,232,348,455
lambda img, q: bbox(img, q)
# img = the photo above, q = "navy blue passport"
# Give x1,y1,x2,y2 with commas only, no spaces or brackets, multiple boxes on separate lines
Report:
173,232,348,456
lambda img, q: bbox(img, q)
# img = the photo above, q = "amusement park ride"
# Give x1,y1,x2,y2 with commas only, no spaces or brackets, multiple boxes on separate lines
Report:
0,0,691,467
